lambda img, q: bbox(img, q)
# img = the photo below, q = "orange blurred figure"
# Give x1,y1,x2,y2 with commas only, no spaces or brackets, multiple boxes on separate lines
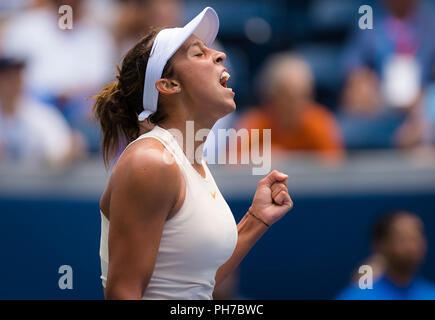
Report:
235,53,344,164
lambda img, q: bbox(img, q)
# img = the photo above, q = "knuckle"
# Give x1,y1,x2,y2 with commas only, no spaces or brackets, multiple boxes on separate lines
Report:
278,185,287,192
272,185,287,197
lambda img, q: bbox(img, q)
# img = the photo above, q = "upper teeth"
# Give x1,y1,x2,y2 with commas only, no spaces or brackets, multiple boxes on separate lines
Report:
220,71,230,82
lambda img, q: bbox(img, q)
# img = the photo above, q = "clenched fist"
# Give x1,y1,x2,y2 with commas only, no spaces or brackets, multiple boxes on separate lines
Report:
249,170,293,226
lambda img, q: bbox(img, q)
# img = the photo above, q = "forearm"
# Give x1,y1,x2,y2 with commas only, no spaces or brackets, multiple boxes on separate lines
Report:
215,211,268,286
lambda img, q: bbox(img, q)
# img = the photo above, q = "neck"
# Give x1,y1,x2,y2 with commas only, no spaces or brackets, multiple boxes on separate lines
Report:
159,112,216,166
385,265,415,288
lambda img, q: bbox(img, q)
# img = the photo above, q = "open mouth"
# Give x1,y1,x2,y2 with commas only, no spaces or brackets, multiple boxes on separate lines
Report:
219,71,230,88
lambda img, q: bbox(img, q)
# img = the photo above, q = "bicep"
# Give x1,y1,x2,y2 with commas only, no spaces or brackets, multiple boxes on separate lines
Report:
106,190,166,299
105,151,180,299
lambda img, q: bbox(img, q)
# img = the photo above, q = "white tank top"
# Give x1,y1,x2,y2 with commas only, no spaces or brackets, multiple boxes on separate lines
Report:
99,125,238,299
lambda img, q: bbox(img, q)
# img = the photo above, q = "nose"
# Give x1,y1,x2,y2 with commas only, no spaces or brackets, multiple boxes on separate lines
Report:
213,50,226,64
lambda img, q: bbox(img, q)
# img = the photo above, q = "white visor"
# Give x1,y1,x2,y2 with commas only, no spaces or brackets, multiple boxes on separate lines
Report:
139,7,219,121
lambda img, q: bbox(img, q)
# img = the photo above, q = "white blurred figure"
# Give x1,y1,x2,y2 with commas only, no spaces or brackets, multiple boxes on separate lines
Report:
1,0,116,100
0,56,78,166
0,0,116,153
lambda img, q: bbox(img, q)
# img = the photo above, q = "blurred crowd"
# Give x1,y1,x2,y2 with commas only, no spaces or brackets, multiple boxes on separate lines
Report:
1,0,435,167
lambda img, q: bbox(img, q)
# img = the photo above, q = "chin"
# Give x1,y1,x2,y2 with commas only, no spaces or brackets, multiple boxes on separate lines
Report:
221,99,237,116
228,98,237,110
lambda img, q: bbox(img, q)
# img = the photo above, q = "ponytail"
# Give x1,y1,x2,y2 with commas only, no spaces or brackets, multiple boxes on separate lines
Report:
92,29,174,168
92,79,140,168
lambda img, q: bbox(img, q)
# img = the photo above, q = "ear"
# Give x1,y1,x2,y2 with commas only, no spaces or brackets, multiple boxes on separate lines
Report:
155,79,181,95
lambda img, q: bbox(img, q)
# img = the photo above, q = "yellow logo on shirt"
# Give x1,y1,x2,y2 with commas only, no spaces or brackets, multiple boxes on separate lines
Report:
211,191,216,199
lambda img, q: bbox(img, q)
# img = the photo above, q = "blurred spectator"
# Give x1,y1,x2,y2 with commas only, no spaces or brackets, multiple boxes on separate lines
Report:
0,0,116,153
0,56,81,165
340,0,435,149
235,52,344,164
338,68,407,149
337,210,435,300
113,0,184,59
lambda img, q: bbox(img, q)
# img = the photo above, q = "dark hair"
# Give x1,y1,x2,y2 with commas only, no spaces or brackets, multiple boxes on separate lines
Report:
92,28,174,167
371,209,414,244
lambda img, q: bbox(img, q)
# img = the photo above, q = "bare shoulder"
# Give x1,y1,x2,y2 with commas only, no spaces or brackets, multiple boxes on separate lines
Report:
116,137,181,193
104,137,182,219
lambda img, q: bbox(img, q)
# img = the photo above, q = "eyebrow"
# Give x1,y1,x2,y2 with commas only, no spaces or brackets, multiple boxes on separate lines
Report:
187,41,206,51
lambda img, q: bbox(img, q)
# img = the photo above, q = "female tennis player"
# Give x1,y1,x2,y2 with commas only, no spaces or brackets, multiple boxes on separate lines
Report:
93,7,293,299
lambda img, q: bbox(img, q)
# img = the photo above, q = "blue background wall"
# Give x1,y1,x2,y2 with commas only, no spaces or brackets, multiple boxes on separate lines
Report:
1,192,434,299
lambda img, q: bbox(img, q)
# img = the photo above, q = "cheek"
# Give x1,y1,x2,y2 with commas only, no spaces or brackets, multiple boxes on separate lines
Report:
182,67,216,93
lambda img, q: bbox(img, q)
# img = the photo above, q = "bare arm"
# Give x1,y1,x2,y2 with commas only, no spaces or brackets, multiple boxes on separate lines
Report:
104,143,181,299
214,211,268,286
215,170,293,286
